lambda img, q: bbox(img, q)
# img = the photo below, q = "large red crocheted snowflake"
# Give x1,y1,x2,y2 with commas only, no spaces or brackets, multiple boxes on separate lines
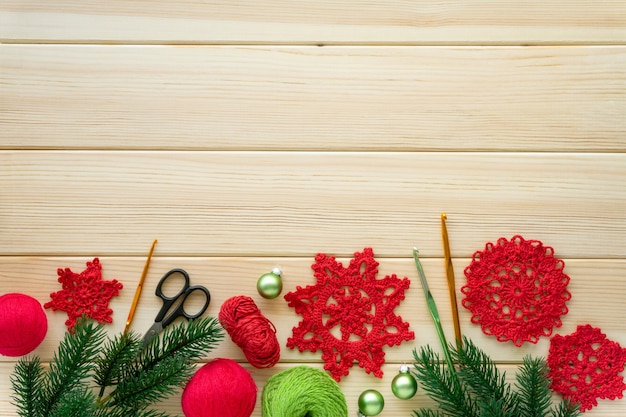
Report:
44,258,123,331
284,248,414,382
461,235,571,346
548,325,626,412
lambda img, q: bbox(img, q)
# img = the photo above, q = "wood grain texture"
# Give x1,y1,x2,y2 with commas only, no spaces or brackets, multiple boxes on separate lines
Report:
2,1,626,415
1,45,625,151
1,151,625,258
2,1,626,44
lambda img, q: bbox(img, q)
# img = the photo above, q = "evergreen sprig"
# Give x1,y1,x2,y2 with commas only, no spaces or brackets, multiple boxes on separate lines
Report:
10,357,46,417
515,356,554,416
412,337,581,417
41,318,106,417
412,344,478,417
11,316,224,417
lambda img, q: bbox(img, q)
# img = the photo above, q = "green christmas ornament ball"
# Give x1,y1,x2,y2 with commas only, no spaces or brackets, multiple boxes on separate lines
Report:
358,389,384,416
391,364,418,399
257,268,283,299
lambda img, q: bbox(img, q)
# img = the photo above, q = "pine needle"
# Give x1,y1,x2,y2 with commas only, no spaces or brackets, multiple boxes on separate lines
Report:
515,356,553,416
11,356,45,417
137,316,223,372
111,354,192,410
94,331,143,396
551,399,581,417
452,338,520,417
10,316,224,417
104,316,224,412
41,317,106,416
412,345,478,417
48,385,97,417
413,409,444,417
412,338,582,417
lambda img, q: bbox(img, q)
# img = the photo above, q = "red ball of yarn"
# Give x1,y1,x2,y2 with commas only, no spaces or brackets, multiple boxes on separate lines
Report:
218,295,281,368
181,358,257,417
0,293,48,357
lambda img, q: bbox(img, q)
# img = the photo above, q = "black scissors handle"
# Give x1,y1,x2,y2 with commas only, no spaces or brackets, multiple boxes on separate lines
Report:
154,268,211,328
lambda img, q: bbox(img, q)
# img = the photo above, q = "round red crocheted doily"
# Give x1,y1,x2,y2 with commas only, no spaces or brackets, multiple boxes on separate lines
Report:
461,235,571,346
548,324,626,412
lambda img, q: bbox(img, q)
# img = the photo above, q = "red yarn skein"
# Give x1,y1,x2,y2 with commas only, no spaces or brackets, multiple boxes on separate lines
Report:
182,358,257,417
0,293,48,357
218,295,280,368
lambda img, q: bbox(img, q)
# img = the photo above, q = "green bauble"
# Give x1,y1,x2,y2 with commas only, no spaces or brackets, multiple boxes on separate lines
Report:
358,389,384,416
391,365,418,399
257,268,283,299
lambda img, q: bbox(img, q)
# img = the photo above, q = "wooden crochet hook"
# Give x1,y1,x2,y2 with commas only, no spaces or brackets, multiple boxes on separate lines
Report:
124,239,158,333
442,213,463,348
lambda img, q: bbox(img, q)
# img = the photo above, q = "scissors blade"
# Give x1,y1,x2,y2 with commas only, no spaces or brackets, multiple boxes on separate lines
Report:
143,321,164,347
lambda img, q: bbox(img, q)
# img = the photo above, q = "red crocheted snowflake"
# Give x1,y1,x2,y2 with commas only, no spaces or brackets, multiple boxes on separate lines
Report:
284,248,414,382
44,258,123,331
461,236,571,346
548,325,626,412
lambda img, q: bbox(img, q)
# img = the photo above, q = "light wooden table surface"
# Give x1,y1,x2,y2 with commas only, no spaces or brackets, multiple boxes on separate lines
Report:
1,2,626,416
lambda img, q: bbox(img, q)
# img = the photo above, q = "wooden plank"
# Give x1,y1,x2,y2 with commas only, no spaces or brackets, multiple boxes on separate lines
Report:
1,151,625,258
1,45,625,151
2,1,626,44
0,257,624,364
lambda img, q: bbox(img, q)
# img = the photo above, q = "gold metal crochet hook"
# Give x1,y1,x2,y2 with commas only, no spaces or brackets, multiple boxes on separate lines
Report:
124,239,158,333
442,213,462,348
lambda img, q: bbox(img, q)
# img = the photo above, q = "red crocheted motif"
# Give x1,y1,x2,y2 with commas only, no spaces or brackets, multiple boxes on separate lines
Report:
44,258,123,331
461,235,571,346
548,325,626,412
284,248,414,382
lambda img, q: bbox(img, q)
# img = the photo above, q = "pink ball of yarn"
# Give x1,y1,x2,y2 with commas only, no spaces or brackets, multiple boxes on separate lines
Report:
0,293,48,356
182,358,258,417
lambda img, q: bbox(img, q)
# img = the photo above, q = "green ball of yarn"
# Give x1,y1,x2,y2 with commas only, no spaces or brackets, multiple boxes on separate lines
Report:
262,366,348,417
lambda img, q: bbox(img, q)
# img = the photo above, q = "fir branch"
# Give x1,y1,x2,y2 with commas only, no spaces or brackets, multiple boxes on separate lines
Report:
515,356,555,417
41,318,106,417
551,399,581,417
135,316,223,373
104,317,223,412
48,385,97,417
412,345,478,417
107,353,192,411
452,338,520,417
10,317,223,416
94,330,142,397
97,408,170,417
413,409,444,417
11,356,46,417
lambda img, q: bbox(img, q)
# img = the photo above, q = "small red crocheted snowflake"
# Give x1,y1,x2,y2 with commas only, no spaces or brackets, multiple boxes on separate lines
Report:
44,258,123,331
548,325,626,412
284,248,414,382
461,235,571,346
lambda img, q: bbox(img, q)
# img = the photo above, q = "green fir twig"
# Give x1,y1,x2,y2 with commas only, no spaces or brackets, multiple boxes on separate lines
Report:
412,344,478,417
40,318,106,417
451,337,521,417
411,338,581,417
10,357,46,417
10,316,224,417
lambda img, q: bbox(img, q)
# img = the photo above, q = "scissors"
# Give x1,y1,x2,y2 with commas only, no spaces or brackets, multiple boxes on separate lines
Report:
142,268,211,346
